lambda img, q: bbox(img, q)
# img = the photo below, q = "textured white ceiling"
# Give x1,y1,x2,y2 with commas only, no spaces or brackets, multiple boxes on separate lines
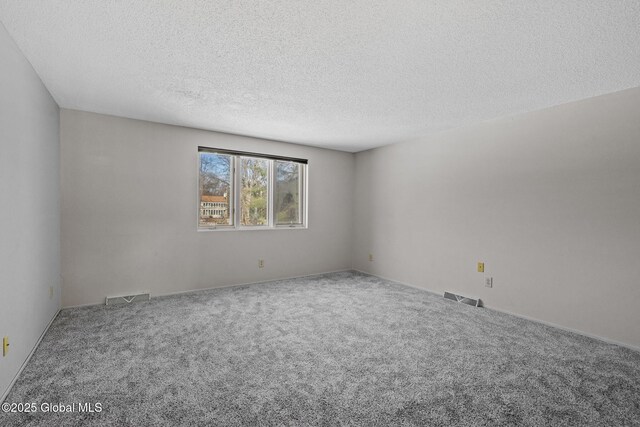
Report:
1,1,639,152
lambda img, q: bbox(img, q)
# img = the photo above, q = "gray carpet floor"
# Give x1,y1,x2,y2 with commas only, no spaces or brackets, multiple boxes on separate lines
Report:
2,271,639,426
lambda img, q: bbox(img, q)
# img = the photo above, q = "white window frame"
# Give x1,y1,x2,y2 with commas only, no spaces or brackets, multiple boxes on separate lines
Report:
198,148,308,231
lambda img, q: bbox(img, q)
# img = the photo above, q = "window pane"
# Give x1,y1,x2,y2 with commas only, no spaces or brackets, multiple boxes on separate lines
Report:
199,152,232,227
240,157,269,226
275,161,303,225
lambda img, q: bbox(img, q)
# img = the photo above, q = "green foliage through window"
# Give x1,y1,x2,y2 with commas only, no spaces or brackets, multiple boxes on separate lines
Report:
240,157,269,226
275,161,302,224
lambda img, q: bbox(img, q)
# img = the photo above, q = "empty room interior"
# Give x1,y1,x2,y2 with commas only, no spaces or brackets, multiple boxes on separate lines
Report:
1,2,640,426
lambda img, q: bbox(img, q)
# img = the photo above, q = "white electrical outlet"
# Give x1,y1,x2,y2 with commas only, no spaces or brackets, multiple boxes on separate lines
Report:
258,259,265,268
485,277,493,288
49,286,54,299
368,253,374,262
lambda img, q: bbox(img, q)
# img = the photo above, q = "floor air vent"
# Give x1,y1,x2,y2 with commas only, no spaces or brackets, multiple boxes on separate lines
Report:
444,292,480,307
105,293,150,306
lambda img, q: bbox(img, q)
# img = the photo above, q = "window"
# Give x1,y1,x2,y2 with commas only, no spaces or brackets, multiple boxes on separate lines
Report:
240,157,269,226
274,160,303,225
198,152,233,227
198,147,307,230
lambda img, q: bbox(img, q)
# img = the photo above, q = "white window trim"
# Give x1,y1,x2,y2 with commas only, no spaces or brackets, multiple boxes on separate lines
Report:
197,150,308,231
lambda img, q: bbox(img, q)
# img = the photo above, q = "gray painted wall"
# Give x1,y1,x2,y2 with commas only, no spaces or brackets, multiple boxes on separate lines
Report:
0,23,61,399
353,87,640,349
60,110,355,307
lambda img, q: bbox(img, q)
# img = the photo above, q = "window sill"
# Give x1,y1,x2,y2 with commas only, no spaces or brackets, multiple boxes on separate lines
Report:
197,226,308,232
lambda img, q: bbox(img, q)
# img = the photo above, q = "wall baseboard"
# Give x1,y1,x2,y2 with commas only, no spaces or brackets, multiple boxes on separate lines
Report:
352,269,442,297
484,304,640,353
62,268,355,309
353,269,640,353
1,309,61,404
